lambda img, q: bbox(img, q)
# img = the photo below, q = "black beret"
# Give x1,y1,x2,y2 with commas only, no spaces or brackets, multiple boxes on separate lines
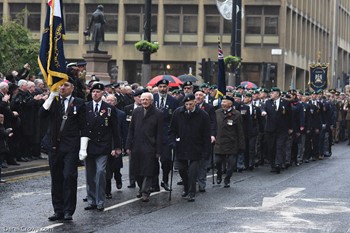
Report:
200,83,210,88
91,82,104,91
182,81,193,87
105,84,113,88
67,76,76,86
245,93,252,98
222,95,235,103
77,61,87,67
271,87,281,93
133,89,144,97
113,83,120,88
156,79,169,86
183,94,195,103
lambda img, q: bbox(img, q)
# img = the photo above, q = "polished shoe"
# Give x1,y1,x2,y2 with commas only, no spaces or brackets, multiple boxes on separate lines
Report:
304,159,309,163
188,194,195,202
141,194,150,202
198,187,206,192
97,205,104,211
17,157,28,162
295,162,300,166
83,197,88,202
270,168,277,173
64,213,73,221
84,204,97,210
127,184,136,188
106,193,112,199
181,191,188,198
116,183,122,190
0,179,7,183
136,192,142,198
248,166,254,171
1,161,8,168
177,180,183,185
48,213,64,221
275,166,281,174
161,181,171,191
224,183,230,188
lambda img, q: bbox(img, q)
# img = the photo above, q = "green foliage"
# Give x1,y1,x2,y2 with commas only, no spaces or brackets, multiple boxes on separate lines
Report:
134,40,159,54
0,19,40,76
224,55,241,69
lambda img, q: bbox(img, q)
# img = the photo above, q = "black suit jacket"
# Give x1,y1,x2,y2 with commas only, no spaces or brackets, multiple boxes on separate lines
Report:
263,98,292,133
198,102,217,137
85,101,121,156
39,96,87,152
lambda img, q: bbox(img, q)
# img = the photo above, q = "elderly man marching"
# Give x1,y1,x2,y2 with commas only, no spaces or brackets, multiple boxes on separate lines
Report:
126,92,163,202
169,94,211,202
83,83,122,211
214,96,245,187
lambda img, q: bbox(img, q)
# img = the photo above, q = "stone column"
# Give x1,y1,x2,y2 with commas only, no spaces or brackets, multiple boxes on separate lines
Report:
82,52,112,84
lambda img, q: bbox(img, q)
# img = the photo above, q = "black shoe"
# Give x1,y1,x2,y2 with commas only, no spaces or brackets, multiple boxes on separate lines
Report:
304,159,309,163
136,192,142,198
177,180,183,185
17,157,28,162
276,166,281,174
224,183,230,188
188,194,195,202
84,204,97,210
295,162,300,166
161,181,171,191
127,184,136,188
48,213,64,221
116,183,122,190
97,205,104,211
141,194,150,202
7,161,20,166
83,197,88,202
181,191,188,198
0,179,7,183
64,213,73,221
106,193,112,199
1,163,8,168
198,188,206,192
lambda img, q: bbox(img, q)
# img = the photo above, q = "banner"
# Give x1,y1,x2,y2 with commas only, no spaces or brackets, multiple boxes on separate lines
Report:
309,64,328,91
38,0,67,91
216,39,226,98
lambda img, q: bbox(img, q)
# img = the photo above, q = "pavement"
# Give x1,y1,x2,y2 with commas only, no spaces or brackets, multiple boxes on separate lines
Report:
2,154,50,178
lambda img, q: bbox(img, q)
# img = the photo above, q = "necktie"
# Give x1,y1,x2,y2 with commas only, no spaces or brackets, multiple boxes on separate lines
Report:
274,100,277,111
160,97,164,108
61,98,66,115
95,103,99,113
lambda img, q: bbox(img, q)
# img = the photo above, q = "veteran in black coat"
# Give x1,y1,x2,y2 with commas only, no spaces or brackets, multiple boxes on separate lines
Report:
84,83,121,211
126,92,163,202
169,94,211,201
152,79,179,191
262,88,293,174
39,78,87,221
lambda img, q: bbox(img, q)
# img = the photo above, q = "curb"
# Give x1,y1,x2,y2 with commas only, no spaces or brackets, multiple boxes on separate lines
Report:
2,164,50,178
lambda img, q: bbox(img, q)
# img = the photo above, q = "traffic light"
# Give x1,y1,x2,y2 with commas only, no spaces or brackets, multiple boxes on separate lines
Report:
266,64,277,81
198,58,207,79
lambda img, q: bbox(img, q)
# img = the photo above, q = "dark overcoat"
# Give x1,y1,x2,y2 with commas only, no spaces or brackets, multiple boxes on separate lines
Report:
125,105,163,177
169,106,211,161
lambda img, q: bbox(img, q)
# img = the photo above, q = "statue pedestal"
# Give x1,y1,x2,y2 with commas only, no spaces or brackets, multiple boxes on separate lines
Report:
82,52,112,84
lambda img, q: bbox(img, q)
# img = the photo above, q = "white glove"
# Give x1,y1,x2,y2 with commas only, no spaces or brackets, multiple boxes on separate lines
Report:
42,91,59,110
79,137,90,161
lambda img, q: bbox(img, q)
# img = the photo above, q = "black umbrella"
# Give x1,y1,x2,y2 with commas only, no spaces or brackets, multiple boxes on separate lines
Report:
177,74,198,83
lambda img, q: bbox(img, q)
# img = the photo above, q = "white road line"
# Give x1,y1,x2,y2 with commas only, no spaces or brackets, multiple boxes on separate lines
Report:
104,190,166,211
28,223,64,233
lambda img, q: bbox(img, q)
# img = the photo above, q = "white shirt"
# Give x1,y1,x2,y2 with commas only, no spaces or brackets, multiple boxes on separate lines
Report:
93,100,102,112
61,95,72,112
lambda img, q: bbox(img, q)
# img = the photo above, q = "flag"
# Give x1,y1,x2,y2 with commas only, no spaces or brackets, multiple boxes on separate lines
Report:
38,0,67,91
309,64,328,91
216,39,226,98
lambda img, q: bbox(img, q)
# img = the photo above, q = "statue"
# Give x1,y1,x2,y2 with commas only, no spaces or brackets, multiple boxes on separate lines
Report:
84,5,106,52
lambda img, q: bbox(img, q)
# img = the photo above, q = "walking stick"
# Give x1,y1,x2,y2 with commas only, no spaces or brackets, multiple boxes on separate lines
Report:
169,148,175,201
211,142,215,184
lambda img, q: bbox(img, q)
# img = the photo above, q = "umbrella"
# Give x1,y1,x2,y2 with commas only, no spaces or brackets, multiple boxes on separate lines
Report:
147,75,183,87
241,81,258,89
177,74,198,83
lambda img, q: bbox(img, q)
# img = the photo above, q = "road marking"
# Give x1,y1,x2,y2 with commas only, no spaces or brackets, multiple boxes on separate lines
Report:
28,223,64,233
104,190,166,211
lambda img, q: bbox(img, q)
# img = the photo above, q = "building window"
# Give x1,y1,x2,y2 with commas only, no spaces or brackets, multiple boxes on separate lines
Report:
64,4,79,32
86,4,118,33
204,5,231,35
245,6,279,46
164,5,197,34
9,3,41,31
125,5,158,34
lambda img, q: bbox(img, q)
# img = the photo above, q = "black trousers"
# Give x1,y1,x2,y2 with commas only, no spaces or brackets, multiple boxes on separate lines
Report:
152,144,172,188
178,159,199,196
266,131,288,167
48,148,78,215
106,155,122,194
